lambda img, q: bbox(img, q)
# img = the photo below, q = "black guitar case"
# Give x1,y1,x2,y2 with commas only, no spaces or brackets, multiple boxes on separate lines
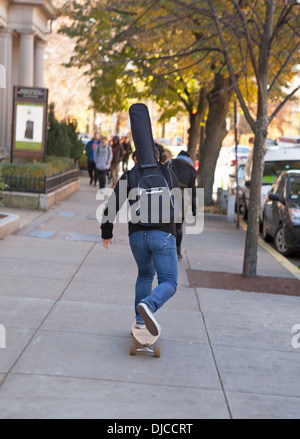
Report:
128,103,175,226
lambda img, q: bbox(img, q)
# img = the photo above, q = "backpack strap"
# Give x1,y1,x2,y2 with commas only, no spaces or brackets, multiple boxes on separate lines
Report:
165,159,173,169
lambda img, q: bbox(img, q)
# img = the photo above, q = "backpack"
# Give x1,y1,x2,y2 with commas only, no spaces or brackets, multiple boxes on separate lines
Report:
128,162,177,227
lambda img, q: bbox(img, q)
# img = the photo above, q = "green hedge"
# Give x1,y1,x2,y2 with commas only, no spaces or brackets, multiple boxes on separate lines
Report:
0,157,76,193
0,157,75,179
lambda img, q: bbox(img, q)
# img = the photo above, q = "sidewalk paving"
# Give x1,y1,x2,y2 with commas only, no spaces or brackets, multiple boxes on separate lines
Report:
0,176,299,419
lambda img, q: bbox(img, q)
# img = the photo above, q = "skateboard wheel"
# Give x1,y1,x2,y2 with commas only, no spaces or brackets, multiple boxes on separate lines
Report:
154,346,161,358
129,344,137,356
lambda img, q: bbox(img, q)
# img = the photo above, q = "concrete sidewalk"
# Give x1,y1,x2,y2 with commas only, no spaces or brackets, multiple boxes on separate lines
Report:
0,176,299,419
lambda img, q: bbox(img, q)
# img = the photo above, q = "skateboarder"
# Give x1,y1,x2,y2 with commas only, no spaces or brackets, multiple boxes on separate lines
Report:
100,104,181,336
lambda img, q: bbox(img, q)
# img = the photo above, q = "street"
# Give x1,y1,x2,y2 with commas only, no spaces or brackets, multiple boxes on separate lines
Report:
213,147,300,272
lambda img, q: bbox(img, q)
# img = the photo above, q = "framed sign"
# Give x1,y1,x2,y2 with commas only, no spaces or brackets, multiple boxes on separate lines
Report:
11,86,48,162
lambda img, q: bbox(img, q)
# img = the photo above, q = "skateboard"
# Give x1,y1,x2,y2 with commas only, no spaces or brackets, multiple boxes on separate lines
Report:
130,322,161,358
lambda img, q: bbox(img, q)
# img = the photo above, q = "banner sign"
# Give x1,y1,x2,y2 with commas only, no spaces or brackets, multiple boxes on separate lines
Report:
11,86,48,161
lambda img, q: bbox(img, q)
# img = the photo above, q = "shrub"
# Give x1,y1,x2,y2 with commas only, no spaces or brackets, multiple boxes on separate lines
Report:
0,157,75,192
0,167,9,203
67,119,85,162
47,104,70,157
78,150,88,170
0,177,6,201
1,157,74,178
47,103,84,161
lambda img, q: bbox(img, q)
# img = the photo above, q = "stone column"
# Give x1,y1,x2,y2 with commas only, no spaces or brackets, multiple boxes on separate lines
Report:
34,40,45,87
19,32,34,87
0,30,13,156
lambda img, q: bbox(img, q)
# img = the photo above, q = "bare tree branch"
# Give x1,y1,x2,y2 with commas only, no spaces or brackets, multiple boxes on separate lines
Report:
241,0,264,30
257,0,275,112
206,0,255,131
268,85,300,125
268,40,300,94
231,0,260,85
271,0,298,42
106,7,137,16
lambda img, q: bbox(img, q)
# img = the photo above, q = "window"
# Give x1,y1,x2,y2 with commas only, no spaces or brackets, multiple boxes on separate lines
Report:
288,175,300,200
263,161,300,185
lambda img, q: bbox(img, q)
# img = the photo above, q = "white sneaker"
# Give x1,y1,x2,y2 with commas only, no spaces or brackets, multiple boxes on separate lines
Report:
135,322,146,329
137,302,159,336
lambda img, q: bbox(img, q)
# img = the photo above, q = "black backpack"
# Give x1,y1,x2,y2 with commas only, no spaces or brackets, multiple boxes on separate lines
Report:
128,162,176,227
127,103,177,227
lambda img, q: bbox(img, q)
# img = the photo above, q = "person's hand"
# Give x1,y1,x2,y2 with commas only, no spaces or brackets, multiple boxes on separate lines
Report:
102,238,113,249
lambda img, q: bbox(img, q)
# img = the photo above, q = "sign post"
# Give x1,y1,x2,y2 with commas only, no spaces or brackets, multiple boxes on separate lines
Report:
234,100,240,229
11,86,48,162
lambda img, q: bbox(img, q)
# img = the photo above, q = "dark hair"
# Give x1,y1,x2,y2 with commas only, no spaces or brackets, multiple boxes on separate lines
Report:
178,150,190,157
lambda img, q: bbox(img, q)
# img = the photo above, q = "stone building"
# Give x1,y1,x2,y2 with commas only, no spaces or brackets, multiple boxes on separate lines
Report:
0,0,55,156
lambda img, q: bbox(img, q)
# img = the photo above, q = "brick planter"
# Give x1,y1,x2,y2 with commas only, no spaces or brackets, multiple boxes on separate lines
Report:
0,213,20,239
2,180,80,211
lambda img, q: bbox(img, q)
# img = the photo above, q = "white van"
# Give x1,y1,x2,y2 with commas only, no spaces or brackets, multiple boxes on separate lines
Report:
242,137,300,222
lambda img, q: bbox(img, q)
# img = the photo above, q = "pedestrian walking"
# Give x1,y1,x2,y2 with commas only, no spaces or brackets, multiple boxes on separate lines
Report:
85,132,100,186
100,103,182,335
132,150,137,164
166,150,197,259
154,141,167,163
94,136,112,190
107,136,114,184
121,134,132,172
110,135,124,187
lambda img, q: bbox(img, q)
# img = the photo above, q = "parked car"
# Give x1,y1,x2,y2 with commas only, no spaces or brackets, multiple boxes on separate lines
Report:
262,170,300,256
228,163,246,211
242,138,300,223
227,145,250,167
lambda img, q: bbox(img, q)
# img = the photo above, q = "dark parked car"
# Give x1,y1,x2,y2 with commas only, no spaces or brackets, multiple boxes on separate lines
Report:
262,170,300,256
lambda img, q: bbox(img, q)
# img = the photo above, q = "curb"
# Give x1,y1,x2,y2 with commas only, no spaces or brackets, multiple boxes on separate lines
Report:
0,212,20,239
239,218,300,280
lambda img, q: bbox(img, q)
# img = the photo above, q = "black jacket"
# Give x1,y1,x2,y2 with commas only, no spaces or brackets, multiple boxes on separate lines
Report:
167,153,197,216
101,168,181,240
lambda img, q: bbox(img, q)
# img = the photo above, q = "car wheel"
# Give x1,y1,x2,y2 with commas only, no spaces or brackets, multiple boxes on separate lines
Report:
262,217,272,242
274,225,290,256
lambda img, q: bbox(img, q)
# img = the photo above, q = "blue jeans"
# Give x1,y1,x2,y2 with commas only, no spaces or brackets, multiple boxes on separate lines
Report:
129,230,178,324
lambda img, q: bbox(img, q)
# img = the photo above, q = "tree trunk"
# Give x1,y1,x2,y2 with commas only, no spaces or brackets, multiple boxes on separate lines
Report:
187,111,202,163
242,118,267,277
187,87,207,162
197,73,233,205
242,0,274,277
